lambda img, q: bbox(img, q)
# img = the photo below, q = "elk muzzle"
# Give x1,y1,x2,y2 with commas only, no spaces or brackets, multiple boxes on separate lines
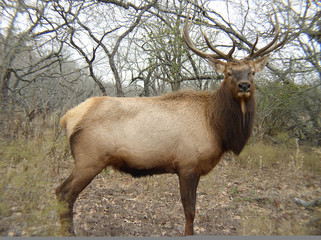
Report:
237,81,251,97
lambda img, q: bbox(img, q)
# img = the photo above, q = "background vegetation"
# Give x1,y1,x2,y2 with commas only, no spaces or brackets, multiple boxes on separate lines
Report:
0,0,320,236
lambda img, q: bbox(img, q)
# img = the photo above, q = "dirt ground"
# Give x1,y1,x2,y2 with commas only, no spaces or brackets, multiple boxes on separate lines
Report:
66,155,321,237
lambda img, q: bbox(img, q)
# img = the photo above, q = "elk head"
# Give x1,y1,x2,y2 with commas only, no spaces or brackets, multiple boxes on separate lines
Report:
182,10,288,114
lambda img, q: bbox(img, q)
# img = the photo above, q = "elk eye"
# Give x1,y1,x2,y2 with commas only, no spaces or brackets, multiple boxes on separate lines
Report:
252,71,256,76
227,72,232,77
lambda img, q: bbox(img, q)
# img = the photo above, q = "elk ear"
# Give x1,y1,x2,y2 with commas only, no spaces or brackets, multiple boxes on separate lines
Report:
253,54,270,72
207,57,226,73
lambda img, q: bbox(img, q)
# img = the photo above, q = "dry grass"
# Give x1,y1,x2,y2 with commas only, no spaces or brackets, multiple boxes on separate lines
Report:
197,147,321,235
0,115,68,236
0,115,320,236
234,139,321,174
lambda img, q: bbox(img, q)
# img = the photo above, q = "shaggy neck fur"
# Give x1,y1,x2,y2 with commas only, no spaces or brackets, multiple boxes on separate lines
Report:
209,81,256,155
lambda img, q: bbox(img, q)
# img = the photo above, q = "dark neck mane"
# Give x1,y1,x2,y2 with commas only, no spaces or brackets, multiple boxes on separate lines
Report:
209,82,256,155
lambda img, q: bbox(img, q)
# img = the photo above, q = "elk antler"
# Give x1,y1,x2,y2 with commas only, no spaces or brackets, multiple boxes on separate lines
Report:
201,28,236,60
246,9,289,59
182,8,236,61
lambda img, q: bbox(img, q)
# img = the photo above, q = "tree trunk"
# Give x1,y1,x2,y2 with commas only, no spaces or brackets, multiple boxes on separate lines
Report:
109,57,125,97
0,68,11,110
171,80,181,92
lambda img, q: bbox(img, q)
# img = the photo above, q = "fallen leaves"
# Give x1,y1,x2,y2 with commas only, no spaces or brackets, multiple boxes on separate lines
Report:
70,160,321,236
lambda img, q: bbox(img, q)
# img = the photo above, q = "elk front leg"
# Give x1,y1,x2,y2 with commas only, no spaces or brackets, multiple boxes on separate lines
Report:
178,171,200,236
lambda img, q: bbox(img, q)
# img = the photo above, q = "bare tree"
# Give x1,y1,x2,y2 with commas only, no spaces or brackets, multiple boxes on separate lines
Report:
1,0,319,144
54,0,156,97
0,1,66,109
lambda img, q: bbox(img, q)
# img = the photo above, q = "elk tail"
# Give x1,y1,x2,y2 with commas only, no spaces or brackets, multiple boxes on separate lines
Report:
61,114,68,129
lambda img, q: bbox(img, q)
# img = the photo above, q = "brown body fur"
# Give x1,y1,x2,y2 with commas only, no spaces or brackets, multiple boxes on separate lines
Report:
61,86,254,176
62,91,226,177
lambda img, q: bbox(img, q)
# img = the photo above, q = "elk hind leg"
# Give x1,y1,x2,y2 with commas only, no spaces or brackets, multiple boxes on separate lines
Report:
178,172,200,236
55,165,105,236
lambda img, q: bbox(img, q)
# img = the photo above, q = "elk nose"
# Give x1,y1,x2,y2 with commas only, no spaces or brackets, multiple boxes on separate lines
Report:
238,82,251,92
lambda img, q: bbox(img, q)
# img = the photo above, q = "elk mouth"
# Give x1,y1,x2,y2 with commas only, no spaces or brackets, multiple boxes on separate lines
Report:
237,91,251,98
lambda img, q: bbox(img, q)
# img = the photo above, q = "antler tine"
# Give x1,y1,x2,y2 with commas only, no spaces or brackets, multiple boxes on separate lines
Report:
201,27,232,60
247,6,288,59
254,29,290,58
249,33,259,57
182,7,211,59
248,28,280,58
227,37,236,59
182,5,234,61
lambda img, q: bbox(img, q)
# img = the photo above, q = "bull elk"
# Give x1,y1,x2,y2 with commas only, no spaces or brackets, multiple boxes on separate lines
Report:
56,10,287,236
